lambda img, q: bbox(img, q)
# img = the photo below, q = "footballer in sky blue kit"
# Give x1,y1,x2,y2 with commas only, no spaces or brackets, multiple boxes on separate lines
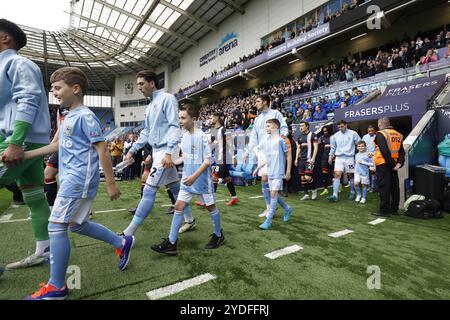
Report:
327,120,360,202
120,70,194,238
253,118,292,230
23,67,134,300
245,95,288,218
151,104,224,255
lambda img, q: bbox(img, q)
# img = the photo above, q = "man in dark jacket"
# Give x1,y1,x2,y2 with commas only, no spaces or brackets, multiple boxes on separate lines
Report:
372,117,405,217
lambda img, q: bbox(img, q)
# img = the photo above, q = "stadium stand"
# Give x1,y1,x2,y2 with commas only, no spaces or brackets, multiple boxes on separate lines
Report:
195,26,449,133
2,0,450,302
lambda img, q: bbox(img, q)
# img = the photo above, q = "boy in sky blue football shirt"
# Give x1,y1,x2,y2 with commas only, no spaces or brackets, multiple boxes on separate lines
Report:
354,141,374,204
23,67,134,300
253,119,293,230
151,104,225,255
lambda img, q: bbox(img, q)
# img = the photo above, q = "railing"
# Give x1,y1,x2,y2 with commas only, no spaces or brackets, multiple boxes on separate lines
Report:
282,58,450,109
401,110,437,208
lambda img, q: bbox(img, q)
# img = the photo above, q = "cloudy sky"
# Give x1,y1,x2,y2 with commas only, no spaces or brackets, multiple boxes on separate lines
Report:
2,0,71,31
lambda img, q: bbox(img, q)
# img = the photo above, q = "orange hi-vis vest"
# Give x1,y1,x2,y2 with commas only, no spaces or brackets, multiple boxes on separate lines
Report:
373,129,403,166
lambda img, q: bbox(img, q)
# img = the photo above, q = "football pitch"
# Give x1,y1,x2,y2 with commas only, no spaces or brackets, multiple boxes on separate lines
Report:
1,181,450,300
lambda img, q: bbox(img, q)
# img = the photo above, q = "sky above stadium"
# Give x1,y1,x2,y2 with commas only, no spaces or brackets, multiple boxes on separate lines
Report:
2,0,70,31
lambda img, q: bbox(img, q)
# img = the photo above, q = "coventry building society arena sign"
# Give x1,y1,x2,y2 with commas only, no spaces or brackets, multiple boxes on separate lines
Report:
200,32,239,67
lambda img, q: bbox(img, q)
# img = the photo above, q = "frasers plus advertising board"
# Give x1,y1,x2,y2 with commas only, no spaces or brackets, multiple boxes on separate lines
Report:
334,75,446,124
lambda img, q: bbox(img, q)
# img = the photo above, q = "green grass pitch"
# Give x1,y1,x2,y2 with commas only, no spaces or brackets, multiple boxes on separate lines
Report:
1,181,450,300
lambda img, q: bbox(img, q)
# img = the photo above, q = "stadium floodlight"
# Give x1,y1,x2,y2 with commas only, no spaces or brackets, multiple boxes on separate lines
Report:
239,70,255,81
208,85,219,92
350,33,367,41
291,48,303,60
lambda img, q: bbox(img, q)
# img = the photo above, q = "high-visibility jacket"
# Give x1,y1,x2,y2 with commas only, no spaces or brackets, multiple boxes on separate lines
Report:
373,129,403,166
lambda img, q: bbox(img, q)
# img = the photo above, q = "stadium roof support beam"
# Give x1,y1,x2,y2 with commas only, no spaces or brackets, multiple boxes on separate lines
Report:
70,12,182,58
76,31,167,65
42,31,49,90
50,34,71,67
220,0,245,14
75,37,152,71
159,0,218,32
67,33,139,73
55,32,111,90
71,31,165,68
94,0,198,46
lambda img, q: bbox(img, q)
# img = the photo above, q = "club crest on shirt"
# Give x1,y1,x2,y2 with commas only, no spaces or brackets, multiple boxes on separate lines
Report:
64,126,73,136
152,103,160,113
62,139,73,149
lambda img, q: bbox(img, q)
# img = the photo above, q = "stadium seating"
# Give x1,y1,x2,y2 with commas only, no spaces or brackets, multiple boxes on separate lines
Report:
90,107,115,134
229,162,256,186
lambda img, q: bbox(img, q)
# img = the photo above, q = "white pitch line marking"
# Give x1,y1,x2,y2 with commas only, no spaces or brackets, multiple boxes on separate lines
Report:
264,245,303,260
0,214,13,223
328,229,354,238
368,218,386,225
93,209,128,214
249,196,264,199
146,273,217,300
0,218,31,224
1,209,127,224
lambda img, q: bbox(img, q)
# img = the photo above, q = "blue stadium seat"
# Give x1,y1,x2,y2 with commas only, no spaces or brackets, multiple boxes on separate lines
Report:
229,161,257,186
438,155,450,178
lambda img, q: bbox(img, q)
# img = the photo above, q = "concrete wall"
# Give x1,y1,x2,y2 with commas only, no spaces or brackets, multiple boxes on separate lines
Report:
169,0,328,93
196,2,450,104
113,65,167,125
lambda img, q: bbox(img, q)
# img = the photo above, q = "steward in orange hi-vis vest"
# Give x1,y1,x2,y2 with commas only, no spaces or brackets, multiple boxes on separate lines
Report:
373,123,406,218
373,129,403,166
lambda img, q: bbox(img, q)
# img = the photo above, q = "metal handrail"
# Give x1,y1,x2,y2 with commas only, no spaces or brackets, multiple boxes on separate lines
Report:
281,62,450,107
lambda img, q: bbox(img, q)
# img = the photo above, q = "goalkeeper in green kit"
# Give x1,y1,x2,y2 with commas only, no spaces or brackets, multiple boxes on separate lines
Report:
0,19,52,271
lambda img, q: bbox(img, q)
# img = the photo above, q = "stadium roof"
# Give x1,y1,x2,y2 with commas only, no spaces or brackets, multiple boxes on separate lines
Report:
18,0,248,93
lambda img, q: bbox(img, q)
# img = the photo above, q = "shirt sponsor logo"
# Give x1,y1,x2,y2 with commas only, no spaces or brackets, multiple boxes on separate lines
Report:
90,131,100,138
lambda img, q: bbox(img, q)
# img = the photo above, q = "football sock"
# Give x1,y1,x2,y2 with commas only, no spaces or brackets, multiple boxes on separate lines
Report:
48,222,70,290
210,208,222,237
333,178,340,198
124,185,157,236
168,211,184,244
70,222,123,248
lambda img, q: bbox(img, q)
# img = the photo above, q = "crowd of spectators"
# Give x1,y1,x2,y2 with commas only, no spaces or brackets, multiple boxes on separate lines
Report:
197,27,450,130
198,86,364,131
106,133,143,180
179,19,449,100
178,0,371,95
49,106,59,139
264,0,367,50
